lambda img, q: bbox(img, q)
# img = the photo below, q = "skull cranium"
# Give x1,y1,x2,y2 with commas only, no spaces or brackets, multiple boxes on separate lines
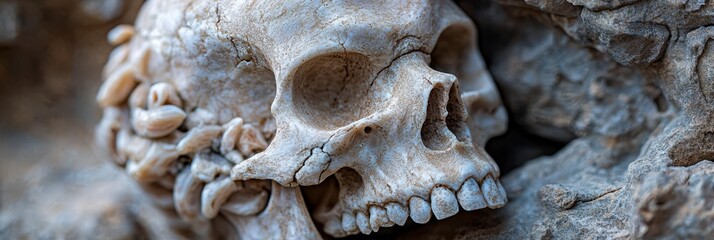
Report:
96,0,508,238
222,0,508,236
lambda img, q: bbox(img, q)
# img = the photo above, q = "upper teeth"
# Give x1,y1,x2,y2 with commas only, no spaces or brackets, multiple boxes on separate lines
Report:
325,174,507,236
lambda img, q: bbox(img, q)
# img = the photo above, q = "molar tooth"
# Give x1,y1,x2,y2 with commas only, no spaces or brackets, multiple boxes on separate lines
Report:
385,202,408,226
408,197,432,224
457,178,487,211
481,175,506,208
322,217,346,237
355,211,371,235
369,206,389,232
342,212,357,233
431,187,459,220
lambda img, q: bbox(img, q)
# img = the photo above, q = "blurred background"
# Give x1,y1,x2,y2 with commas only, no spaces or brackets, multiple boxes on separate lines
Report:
0,0,156,238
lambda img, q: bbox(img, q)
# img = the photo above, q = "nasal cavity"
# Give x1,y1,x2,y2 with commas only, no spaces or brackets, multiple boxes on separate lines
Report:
420,83,470,150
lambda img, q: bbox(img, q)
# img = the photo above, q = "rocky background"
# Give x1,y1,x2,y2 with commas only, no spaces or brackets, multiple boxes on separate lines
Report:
1,0,712,239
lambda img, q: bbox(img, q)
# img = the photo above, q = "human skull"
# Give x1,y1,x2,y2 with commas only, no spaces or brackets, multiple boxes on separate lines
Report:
221,0,508,236
96,0,508,238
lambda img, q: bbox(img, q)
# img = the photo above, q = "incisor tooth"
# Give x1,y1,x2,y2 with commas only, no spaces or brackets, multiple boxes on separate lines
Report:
386,203,408,226
431,187,459,220
457,178,488,211
369,206,389,232
482,175,506,208
409,197,431,224
356,211,371,235
342,212,357,233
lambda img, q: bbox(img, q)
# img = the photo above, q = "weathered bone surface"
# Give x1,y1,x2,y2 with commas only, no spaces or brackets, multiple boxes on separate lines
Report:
94,0,507,238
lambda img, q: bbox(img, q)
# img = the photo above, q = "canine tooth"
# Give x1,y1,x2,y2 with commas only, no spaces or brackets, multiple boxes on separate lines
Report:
386,203,408,226
369,206,389,231
97,63,137,107
457,178,487,211
482,175,506,208
201,177,238,218
107,24,135,46
342,212,357,233
132,105,187,138
356,211,371,235
431,187,459,220
497,180,508,204
148,82,182,108
409,197,432,224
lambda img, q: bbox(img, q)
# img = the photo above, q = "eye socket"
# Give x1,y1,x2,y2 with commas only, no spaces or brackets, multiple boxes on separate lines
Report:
292,52,388,129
